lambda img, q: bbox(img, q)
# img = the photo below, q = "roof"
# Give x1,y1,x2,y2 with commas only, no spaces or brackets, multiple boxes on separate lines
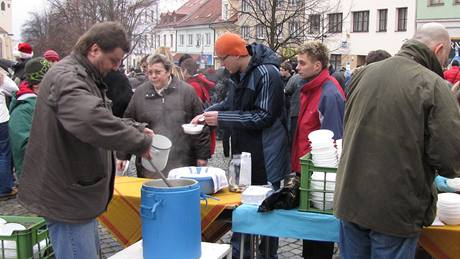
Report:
176,0,222,27
176,0,208,14
0,26,8,34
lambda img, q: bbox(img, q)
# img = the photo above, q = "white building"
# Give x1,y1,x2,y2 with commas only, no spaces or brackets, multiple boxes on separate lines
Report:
0,0,13,60
321,0,416,69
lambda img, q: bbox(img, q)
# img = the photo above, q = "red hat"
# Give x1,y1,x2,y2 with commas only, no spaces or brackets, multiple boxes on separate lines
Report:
215,33,249,57
43,49,60,62
13,43,34,59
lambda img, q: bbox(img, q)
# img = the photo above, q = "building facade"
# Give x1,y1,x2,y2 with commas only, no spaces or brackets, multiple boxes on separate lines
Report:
416,0,460,62
0,0,13,60
323,0,416,70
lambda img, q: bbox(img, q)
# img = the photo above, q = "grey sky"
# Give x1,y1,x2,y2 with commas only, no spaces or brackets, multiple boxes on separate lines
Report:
12,0,47,40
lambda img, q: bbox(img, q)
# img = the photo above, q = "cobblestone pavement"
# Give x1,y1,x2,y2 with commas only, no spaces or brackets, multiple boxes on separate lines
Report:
0,141,309,258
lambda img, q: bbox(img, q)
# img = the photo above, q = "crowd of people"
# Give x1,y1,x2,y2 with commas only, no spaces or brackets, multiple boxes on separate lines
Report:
0,20,460,259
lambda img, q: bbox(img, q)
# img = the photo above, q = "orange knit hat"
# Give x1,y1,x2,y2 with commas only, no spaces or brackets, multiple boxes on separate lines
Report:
215,33,249,57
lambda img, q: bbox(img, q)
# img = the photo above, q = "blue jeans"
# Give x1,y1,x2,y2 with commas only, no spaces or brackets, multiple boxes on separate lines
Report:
0,121,13,194
339,220,419,259
46,218,100,259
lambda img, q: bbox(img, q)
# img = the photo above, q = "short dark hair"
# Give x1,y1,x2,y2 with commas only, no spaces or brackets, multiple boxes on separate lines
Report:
280,61,292,72
178,54,193,66
180,58,198,75
298,41,329,69
365,50,391,65
148,54,173,72
74,22,130,56
452,60,459,67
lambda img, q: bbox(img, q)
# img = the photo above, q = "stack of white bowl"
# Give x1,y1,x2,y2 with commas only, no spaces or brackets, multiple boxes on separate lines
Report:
308,129,338,168
447,178,460,192
437,193,460,225
309,172,335,210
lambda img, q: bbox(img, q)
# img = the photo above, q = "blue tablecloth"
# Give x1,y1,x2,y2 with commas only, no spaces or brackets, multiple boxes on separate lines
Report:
232,204,340,242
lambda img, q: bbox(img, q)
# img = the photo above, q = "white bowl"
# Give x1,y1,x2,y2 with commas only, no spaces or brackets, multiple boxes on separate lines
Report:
447,178,460,191
438,214,460,225
182,124,204,135
308,130,334,143
311,200,333,210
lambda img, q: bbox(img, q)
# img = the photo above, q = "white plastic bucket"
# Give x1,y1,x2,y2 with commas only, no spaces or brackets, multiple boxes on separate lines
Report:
141,134,172,172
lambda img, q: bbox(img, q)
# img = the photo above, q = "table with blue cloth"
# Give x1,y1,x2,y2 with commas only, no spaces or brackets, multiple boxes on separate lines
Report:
232,204,340,258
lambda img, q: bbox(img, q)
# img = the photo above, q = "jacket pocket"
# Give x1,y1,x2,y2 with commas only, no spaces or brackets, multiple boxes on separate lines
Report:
70,175,106,190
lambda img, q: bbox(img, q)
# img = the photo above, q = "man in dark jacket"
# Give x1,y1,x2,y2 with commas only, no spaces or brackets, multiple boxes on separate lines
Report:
17,22,153,259
193,32,289,259
334,23,460,258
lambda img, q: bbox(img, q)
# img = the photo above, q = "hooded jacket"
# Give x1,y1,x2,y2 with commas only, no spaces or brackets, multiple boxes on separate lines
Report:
334,40,460,237
207,43,290,184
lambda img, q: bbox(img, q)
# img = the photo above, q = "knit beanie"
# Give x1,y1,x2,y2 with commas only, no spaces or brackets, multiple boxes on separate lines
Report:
25,57,51,86
13,42,34,59
215,33,249,57
43,49,60,62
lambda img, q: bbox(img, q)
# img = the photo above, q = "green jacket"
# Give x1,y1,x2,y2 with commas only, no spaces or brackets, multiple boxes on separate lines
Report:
334,40,460,237
9,93,36,179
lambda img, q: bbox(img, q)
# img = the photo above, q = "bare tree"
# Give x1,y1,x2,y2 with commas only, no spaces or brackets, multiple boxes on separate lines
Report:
21,0,157,57
231,0,344,58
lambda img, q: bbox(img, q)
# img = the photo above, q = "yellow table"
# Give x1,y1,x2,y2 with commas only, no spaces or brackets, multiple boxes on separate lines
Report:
419,225,460,259
98,176,241,247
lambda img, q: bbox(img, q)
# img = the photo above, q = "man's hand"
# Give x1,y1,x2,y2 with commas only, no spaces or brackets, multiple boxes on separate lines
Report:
142,146,152,160
191,114,205,125
143,127,154,137
116,160,127,172
197,159,208,166
203,111,219,126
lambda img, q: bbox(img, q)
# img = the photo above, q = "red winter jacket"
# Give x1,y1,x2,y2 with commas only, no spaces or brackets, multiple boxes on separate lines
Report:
444,66,460,84
291,69,346,172
187,73,216,104
187,73,217,155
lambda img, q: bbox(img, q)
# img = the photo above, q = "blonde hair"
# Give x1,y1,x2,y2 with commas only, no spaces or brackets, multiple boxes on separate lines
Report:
298,41,329,69
154,47,186,80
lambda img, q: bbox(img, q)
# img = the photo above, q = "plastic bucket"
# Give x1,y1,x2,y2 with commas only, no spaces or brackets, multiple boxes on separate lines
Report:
141,179,201,259
141,134,172,172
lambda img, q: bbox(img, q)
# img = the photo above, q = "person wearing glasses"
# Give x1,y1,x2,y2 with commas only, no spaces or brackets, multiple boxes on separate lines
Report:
117,54,210,178
192,32,289,259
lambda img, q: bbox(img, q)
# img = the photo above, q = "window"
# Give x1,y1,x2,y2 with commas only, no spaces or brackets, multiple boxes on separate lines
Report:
288,0,298,6
223,3,228,20
163,35,166,46
330,54,342,71
188,34,193,46
257,0,266,10
0,2,4,11
377,9,387,32
170,34,174,47
429,0,444,5
157,35,160,48
276,0,283,8
196,34,202,47
276,24,283,39
256,24,265,39
151,34,154,48
289,21,301,38
352,11,369,32
205,33,211,46
328,13,342,33
242,0,250,11
179,35,185,46
309,14,321,34
396,7,407,31
241,26,250,39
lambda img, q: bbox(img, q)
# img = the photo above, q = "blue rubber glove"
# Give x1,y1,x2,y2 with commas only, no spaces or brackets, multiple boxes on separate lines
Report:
435,176,455,193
